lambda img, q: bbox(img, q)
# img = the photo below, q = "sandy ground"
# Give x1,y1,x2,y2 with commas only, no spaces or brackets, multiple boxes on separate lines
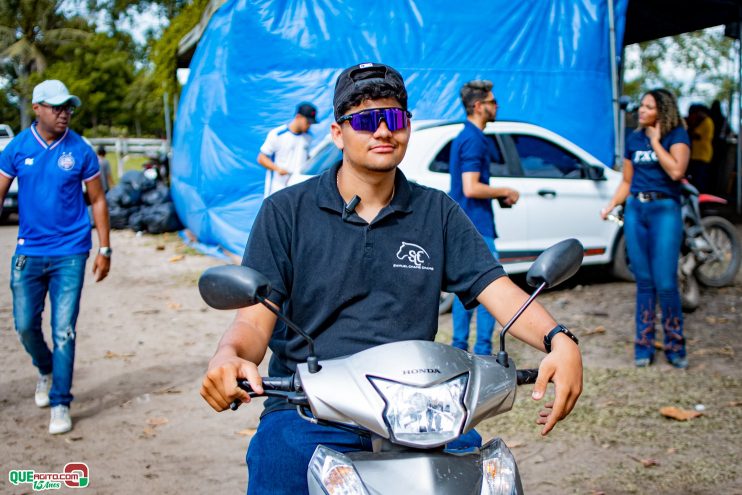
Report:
0,220,740,494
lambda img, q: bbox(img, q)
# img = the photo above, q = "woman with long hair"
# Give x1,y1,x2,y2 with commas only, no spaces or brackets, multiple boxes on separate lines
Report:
601,89,691,368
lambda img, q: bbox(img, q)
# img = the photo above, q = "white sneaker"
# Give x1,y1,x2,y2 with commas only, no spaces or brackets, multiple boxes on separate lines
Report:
49,405,72,434
35,374,52,408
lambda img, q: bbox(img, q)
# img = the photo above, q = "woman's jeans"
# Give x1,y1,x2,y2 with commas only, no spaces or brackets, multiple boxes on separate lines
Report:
451,236,498,355
10,254,87,407
623,196,685,361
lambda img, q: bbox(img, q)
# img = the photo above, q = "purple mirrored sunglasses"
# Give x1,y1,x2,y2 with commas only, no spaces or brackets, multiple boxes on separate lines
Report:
336,107,412,132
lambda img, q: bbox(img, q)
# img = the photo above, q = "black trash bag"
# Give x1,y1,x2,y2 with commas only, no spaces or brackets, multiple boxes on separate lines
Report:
106,182,140,208
119,170,157,193
141,184,171,206
141,202,184,234
127,208,148,232
109,205,133,230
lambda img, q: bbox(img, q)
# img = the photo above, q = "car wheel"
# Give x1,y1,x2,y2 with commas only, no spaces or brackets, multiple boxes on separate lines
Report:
610,233,634,282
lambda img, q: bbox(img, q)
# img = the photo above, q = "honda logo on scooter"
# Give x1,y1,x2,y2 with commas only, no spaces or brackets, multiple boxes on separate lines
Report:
402,368,441,375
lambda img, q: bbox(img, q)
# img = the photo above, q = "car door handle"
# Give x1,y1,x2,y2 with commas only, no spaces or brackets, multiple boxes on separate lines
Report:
537,189,557,198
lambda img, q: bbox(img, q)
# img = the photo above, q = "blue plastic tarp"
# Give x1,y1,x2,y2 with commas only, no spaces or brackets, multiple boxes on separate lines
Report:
172,0,628,255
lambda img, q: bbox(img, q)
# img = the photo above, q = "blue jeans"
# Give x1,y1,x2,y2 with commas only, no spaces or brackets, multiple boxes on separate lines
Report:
245,410,482,494
451,237,498,355
10,254,88,407
623,196,685,361
246,410,373,494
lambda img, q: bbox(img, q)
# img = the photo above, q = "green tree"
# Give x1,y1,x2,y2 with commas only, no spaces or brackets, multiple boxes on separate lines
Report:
0,0,91,128
623,27,737,109
40,30,137,131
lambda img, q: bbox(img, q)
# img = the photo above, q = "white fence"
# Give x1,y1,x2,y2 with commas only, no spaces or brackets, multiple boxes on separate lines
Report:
87,138,169,178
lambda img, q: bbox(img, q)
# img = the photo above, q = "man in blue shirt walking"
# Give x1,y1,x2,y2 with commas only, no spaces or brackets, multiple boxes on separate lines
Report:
449,80,519,355
0,80,111,434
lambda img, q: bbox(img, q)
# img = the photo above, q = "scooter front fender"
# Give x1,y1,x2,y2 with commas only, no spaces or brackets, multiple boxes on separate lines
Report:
307,448,524,495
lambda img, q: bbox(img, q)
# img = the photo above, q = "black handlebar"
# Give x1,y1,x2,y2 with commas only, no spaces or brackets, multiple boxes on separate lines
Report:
230,375,304,411
516,369,539,385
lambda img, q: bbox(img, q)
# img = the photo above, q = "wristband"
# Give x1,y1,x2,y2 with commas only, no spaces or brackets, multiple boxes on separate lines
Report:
544,324,578,353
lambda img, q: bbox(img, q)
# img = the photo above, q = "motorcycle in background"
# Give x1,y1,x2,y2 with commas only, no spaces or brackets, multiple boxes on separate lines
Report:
606,180,741,312
198,239,586,494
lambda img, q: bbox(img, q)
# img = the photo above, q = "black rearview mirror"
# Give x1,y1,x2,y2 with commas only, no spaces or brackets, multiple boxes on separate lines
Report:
198,265,271,310
526,238,584,290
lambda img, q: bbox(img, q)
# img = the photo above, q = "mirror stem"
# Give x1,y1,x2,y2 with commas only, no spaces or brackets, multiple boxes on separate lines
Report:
257,295,321,373
496,281,547,366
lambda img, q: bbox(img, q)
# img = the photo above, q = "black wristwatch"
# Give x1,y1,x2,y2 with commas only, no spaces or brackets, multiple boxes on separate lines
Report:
544,324,579,353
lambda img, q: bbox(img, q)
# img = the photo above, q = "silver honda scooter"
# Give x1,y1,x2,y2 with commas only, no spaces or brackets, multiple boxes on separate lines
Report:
199,239,584,495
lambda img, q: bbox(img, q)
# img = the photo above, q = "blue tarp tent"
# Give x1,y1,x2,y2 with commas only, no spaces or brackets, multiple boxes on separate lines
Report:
172,0,628,255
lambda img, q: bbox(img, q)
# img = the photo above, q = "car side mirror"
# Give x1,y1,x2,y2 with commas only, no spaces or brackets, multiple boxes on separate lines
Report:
198,265,271,310
585,165,606,181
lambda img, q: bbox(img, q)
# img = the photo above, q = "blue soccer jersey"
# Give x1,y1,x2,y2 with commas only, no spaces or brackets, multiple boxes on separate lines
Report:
0,123,100,256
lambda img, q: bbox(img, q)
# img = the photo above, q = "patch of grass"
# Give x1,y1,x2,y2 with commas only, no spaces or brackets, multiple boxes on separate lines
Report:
477,367,741,492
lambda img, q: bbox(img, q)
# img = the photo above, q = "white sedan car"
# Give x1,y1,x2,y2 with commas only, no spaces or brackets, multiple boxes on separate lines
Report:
300,120,628,279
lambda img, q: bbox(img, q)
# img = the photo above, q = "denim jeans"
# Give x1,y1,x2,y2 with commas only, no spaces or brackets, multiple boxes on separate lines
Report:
246,409,373,495
245,409,482,494
623,196,685,361
451,236,498,355
10,253,88,407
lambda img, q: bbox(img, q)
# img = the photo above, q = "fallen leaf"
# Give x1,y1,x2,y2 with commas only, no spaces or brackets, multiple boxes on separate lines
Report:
64,436,83,444
155,244,165,251
584,325,606,336
724,400,742,408
104,351,136,360
141,427,157,438
705,316,729,325
691,346,734,357
659,406,703,421
237,428,257,437
506,441,525,449
630,455,660,467
169,255,185,263
146,417,169,427
167,302,182,310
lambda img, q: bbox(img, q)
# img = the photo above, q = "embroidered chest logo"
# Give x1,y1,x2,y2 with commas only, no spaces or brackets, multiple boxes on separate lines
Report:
633,150,657,164
57,152,75,171
24,158,34,166
393,242,434,271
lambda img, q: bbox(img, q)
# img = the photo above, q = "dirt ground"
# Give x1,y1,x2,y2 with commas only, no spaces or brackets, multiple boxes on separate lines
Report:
0,219,740,494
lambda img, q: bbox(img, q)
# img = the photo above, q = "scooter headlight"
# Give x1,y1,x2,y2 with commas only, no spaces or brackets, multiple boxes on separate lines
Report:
369,374,468,447
308,445,369,495
480,438,519,495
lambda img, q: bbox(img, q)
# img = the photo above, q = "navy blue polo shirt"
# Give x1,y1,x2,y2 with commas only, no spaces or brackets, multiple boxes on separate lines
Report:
242,162,506,414
0,123,100,256
449,121,499,239
625,126,690,199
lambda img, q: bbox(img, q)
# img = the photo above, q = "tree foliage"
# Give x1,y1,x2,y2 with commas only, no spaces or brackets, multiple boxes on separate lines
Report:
623,27,737,109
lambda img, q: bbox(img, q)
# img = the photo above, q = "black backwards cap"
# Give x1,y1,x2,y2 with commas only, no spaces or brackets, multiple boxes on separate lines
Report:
333,62,407,120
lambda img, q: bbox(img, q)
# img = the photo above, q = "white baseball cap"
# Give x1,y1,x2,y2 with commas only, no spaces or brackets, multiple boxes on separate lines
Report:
32,80,81,107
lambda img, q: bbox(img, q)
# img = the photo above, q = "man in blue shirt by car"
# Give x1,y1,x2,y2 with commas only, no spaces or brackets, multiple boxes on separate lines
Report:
0,80,111,434
449,79,519,355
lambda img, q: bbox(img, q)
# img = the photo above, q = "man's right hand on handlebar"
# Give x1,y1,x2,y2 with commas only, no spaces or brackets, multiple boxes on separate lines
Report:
200,354,263,412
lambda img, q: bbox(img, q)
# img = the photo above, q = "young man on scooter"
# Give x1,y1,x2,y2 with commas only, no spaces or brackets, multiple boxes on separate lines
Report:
200,62,583,494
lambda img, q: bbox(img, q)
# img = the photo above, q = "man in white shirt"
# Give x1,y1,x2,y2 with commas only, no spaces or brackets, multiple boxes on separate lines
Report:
257,102,318,196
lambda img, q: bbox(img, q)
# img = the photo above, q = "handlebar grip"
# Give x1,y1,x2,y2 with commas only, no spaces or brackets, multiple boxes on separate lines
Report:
516,369,539,385
230,376,298,411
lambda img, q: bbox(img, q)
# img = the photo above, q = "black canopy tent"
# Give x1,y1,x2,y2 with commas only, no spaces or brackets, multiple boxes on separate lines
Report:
620,0,742,212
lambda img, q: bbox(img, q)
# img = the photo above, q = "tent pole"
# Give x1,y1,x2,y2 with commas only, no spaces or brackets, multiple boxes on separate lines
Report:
608,0,620,169
737,22,741,214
